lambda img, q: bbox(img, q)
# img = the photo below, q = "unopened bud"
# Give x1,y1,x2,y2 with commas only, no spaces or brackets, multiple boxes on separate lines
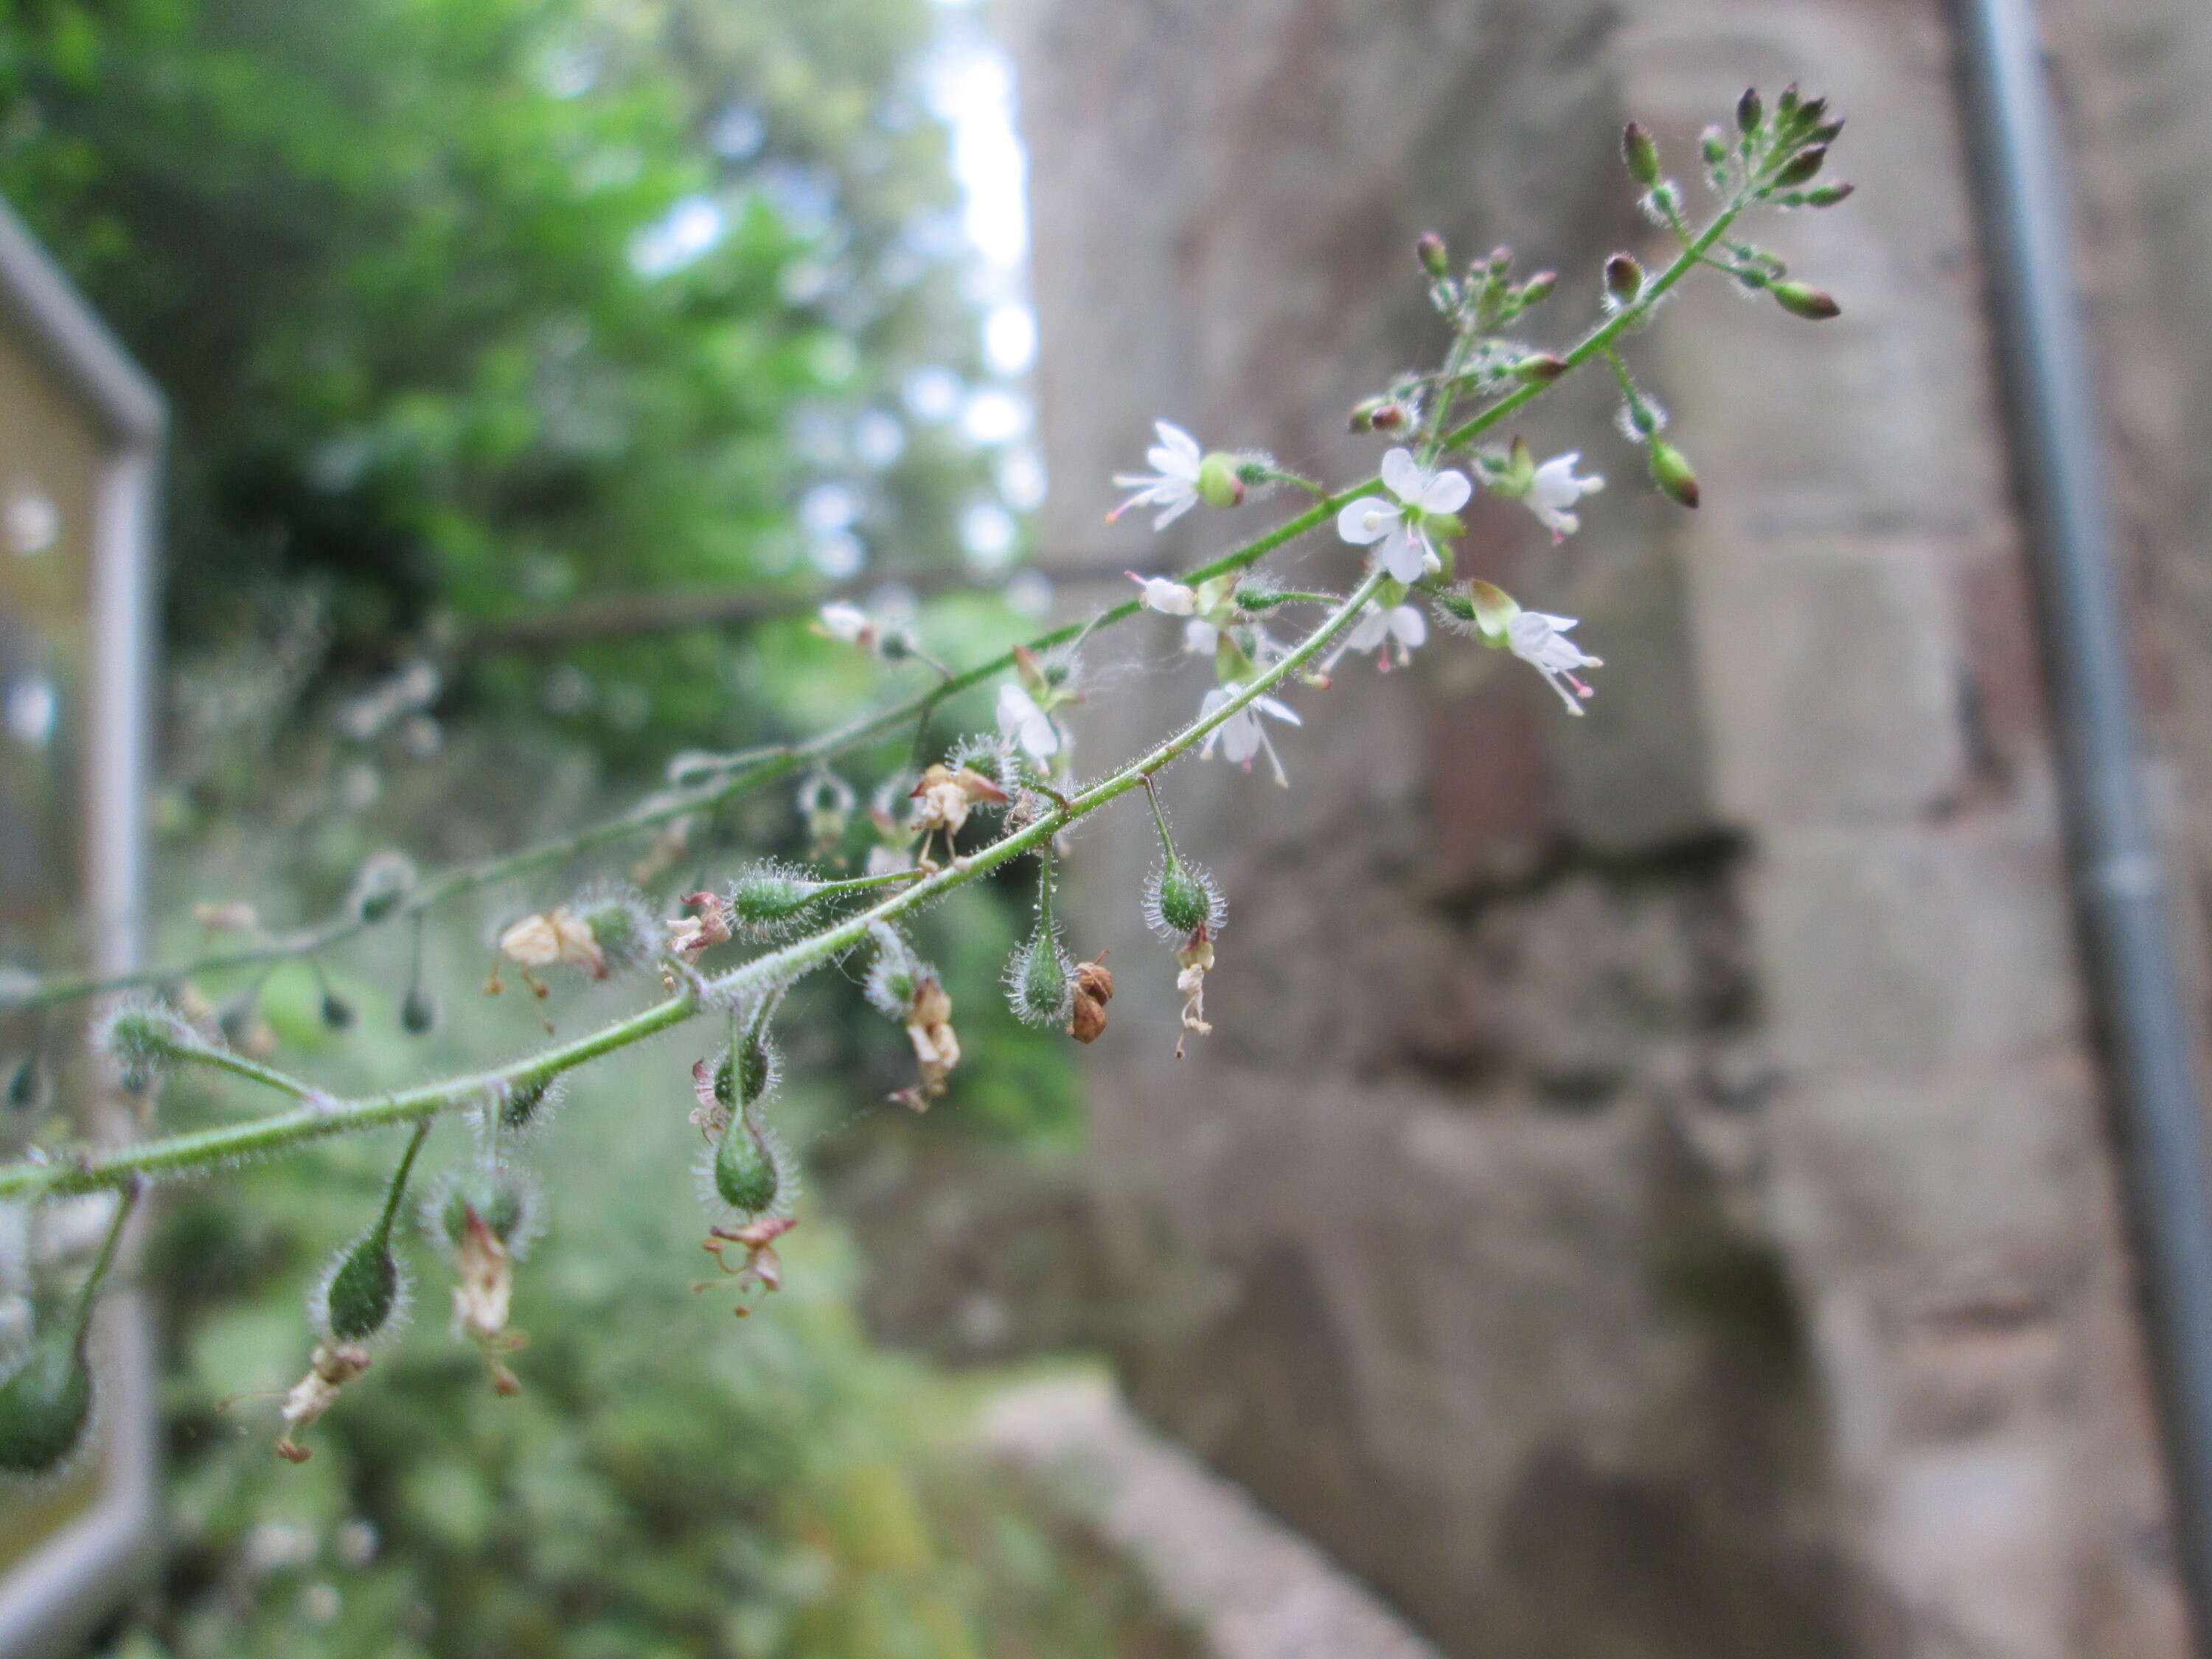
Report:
0,1331,92,1476
321,992,355,1032
1518,270,1557,305
1771,145,1826,189
1415,232,1449,278
1604,252,1644,306
1770,281,1841,321
401,984,437,1035
6,1053,46,1116
1806,118,1844,147
1701,125,1728,168
1795,181,1854,209
1512,353,1568,385
1349,397,1408,434
1649,439,1701,509
1196,453,1245,509
1487,246,1513,275
1736,87,1763,136
1775,84,1799,121
1466,580,1519,645
1791,96,1828,132
1621,122,1660,185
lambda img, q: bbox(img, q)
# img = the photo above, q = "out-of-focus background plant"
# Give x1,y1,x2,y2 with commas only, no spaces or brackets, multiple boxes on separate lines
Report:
0,1,1150,1652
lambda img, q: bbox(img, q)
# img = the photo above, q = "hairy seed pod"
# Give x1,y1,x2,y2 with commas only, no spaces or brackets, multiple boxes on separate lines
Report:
0,1330,92,1477
1150,860,1217,939
573,883,657,973
431,1164,537,1256
713,1116,782,1218
501,1077,554,1132
319,1228,403,1344
714,1026,775,1113
727,868,821,934
1009,933,1073,1029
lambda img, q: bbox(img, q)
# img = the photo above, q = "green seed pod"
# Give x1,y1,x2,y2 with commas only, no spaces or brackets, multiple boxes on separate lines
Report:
575,885,656,973
0,1331,91,1477
728,869,821,934
1145,858,1225,943
501,1076,554,1132
714,1026,775,1112
1195,453,1245,510
319,1228,402,1344
400,984,437,1035
1770,281,1842,321
1008,932,1072,1029
1649,439,1702,509
712,1115,781,1218
6,1054,46,1116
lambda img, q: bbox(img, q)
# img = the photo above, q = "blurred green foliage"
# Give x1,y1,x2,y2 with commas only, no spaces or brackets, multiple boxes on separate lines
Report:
0,0,1008,758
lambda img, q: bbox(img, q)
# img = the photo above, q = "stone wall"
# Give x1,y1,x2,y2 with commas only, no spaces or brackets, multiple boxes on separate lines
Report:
1003,0,2197,1655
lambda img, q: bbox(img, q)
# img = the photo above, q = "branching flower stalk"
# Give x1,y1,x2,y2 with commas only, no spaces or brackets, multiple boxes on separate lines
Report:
0,87,1850,1470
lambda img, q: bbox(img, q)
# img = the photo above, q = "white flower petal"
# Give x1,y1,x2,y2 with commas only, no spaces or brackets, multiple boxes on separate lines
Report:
1421,468,1472,515
1153,420,1202,463
1253,694,1301,727
1335,495,1392,546
1378,529,1428,583
1391,606,1428,648
1380,448,1425,504
1183,618,1220,656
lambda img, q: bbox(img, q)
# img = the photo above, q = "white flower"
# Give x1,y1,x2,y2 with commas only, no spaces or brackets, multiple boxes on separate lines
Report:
1508,611,1604,714
1183,618,1219,657
1526,452,1604,543
1335,602,1428,672
1108,420,1205,530
1197,683,1302,787
996,682,1060,760
815,601,878,652
1335,448,1471,582
1127,571,1197,614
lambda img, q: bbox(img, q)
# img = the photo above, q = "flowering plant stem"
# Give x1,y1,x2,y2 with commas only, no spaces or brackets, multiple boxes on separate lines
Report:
0,566,1389,1203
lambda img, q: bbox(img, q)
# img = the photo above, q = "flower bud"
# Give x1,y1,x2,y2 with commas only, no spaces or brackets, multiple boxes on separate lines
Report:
0,1330,92,1476
1466,580,1519,646
1512,353,1568,385
1621,122,1660,186
1770,145,1827,189
1349,397,1408,434
1649,439,1701,508
1775,84,1799,121
320,991,356,1032
1795,181,1854,209
1736,87,1763,136
400,984,437,1035
1416,232,1450,278
1518,270,1557,305
1700,125,1728,168
1196,453,1245,509
1604,253,1644,307
1791,96,1828,133
1770,281,1841,321
316,1227,406,1346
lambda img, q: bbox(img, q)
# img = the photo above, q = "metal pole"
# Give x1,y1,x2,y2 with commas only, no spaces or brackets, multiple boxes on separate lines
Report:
1951,0,2212,1644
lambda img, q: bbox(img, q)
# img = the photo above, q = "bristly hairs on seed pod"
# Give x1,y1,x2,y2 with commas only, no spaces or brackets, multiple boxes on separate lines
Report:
1005,854,1074,1030
1144,858,1227,942
420,1159,545,1265
943,733,1026,802
568,880,660,975
483,1073,568,1140
310,1234,414,1350
725,860,827,942
311,1119,431,1349
92,997,201,1091
863,922,931,1021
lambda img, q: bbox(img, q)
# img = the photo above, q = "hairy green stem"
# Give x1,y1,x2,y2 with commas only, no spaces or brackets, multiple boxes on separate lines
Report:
0,568,1387,1200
